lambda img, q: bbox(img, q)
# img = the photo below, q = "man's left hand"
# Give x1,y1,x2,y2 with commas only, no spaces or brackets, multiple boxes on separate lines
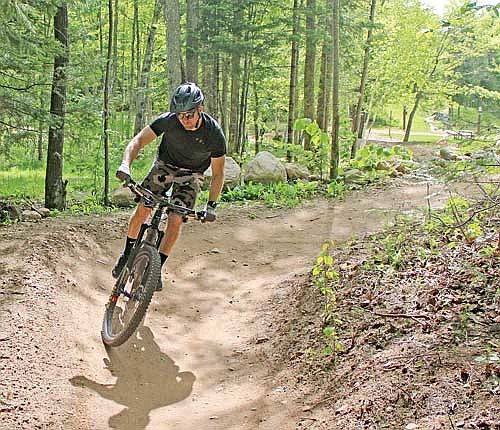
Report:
202,202,217,223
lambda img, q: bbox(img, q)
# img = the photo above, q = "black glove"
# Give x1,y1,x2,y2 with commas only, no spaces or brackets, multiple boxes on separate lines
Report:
116,163,131,182
202,201,217,223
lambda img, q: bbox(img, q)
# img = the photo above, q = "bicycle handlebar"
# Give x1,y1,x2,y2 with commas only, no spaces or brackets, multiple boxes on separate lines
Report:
124,178,204,220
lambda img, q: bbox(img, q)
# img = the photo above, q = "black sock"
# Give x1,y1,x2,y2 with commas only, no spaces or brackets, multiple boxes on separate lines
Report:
160,253,168,267
124,237,136,255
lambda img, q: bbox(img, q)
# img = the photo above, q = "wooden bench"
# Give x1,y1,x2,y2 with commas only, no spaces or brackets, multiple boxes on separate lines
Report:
446,130,475,140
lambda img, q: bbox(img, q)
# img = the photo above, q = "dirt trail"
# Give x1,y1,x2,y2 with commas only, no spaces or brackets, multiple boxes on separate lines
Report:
1,165,462,429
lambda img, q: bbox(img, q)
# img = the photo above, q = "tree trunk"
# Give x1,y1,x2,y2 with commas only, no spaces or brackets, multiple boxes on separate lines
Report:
103,0,113,206
330,0,340,180
316,19,332,133
38,92,44,161
238,52,251,156
134,0,162,135
303,0,316,150
252,80,260,154
207,53,221,118
164,0,182,96
135,0,141,87
111,0,118,91
186,0,199,82
403,90,423,142
228,2,242,155
351,0,376,158
220,59,229,137
129,0,139,127
45,4,68,210
286,0,300,161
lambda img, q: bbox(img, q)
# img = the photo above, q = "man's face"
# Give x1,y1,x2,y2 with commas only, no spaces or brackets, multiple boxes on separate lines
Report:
177,107,202,130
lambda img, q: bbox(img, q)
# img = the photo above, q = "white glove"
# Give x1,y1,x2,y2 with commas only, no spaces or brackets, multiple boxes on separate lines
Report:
116,163,131,182
202,201,217,223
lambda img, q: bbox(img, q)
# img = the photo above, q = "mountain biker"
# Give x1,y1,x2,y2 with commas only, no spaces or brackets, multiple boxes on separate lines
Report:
112,82,226,290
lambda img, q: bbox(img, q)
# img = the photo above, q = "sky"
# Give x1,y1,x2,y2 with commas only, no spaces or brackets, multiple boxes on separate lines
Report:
420,0,450,16
420,0,490,16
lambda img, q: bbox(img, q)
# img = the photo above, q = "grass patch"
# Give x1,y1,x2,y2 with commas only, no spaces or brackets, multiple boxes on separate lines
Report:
0,168,46,199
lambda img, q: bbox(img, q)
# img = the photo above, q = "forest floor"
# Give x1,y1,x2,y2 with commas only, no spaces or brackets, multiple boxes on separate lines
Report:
1,140,499,430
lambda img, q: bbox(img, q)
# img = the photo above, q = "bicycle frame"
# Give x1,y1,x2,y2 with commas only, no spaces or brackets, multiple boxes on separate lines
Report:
113,179,203,293
102,178,205,346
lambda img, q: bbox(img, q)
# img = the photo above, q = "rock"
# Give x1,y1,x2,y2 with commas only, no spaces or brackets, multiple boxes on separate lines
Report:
244,151,287,184
204,156,241,190
36,208,51,218
394,161,415,174
376,160,391,171
111,186,136,207
471,149,492,160
342,169,368,185
285,162,310,180
21,210,42,222
440,147,460,161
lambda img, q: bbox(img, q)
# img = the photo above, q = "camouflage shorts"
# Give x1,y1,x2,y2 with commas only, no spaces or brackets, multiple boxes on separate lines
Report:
141,159,204,213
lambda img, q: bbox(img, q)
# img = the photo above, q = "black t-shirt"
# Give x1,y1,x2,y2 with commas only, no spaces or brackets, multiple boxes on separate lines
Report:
149,112,227,173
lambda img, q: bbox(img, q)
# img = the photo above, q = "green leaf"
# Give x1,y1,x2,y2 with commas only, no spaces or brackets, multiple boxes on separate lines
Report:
323,326,335,337
293,118,312,131
322,346,333,356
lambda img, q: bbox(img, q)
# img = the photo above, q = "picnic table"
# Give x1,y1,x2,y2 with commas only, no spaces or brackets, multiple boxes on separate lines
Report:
445,129,475,140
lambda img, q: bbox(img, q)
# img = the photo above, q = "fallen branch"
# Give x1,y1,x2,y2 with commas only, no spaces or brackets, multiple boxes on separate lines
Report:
372,310,430,320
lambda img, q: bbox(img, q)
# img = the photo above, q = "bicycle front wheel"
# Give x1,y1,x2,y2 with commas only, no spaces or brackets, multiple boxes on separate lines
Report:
101,244,161,347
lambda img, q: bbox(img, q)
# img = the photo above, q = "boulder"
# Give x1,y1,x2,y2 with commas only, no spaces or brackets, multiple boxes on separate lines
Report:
375,160,391,171
21,210,42,222
471,149,492,160
342,169,368,185
204,156,241,190
111,186,136,207
440,147,461,161
285,162,310,180
394,161,414,174
36,207,51,218
244,151,287,184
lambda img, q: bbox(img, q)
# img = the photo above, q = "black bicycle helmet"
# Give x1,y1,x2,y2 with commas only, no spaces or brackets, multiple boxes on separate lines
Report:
169,82,204,113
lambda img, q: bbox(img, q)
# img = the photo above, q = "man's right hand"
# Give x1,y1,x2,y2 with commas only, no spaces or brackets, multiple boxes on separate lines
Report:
116,163,131,182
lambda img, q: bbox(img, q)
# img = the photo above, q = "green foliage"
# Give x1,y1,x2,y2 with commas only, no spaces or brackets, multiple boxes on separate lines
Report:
311,241,343,360
1,0,498,216
425,196,487,243
0,167,46,199
351,144,413,171
221,180,320,208
327,180,345,198
291,118,331,177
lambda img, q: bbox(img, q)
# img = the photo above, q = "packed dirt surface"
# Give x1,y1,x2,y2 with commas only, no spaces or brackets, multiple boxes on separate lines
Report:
0,145,493,429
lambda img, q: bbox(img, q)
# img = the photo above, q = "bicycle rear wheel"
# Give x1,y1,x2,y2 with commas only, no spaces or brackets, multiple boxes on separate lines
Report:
101,244,161,347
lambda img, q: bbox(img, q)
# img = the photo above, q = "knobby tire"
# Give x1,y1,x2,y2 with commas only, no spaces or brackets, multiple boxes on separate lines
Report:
101,244,161,347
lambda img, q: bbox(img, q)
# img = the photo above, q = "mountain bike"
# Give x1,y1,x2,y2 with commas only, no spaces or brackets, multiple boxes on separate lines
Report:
101,178,203,347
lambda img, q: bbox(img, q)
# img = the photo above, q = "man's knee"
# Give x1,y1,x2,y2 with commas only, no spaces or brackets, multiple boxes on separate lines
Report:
130,204,151,224
167,213,183,229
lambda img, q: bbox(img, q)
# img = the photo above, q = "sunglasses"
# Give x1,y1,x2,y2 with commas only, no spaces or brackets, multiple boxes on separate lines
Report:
177,109,197,120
